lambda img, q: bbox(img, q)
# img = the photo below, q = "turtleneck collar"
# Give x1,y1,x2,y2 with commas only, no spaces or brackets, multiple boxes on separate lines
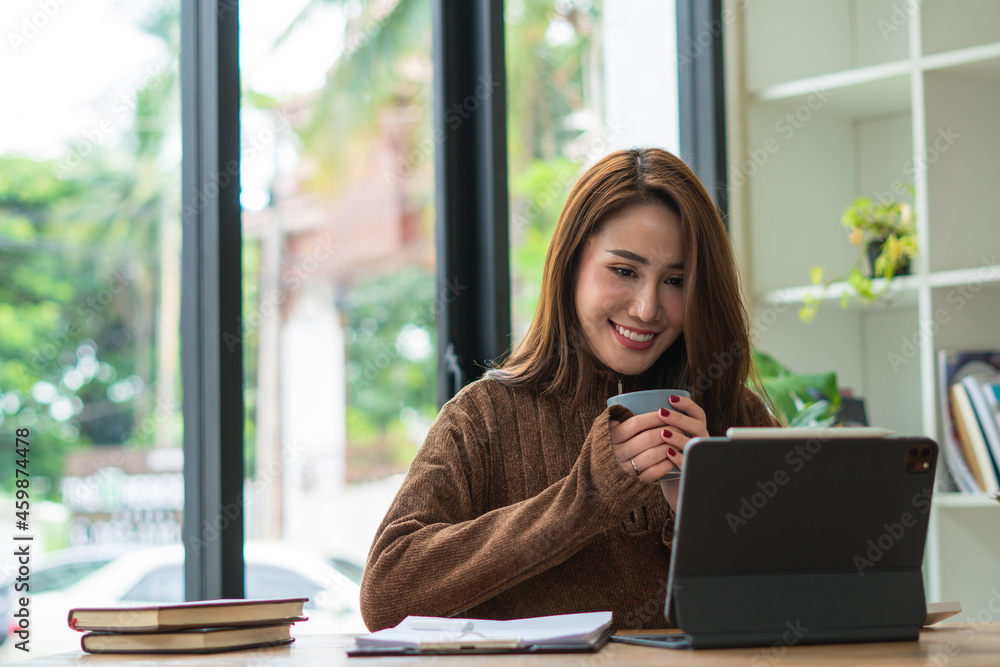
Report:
579,350,662,407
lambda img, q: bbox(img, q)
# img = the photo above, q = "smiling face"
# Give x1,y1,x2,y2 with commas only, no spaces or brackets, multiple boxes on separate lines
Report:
573,202,686,376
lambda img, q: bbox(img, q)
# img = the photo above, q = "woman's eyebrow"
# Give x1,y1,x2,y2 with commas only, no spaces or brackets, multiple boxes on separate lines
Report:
606,249,684,270
606,249,648,264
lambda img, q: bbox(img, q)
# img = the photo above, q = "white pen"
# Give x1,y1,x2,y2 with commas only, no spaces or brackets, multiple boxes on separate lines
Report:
407,619,474,632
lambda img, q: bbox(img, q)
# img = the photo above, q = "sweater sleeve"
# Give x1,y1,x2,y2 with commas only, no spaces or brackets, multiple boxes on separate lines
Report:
359,390,651,631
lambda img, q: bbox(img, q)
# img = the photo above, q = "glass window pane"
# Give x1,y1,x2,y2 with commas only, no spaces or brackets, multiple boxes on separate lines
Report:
506,0,680,338
245,564,321,604
239,0,435,634
120,565,184,603
29,560,116,594
506,0,602,338
0,0,182,659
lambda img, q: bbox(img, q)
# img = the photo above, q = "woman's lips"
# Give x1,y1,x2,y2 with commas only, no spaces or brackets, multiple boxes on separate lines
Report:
609,320,656,351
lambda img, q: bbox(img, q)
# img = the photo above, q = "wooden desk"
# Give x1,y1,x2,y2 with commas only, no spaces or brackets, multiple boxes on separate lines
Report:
15,625,1000,666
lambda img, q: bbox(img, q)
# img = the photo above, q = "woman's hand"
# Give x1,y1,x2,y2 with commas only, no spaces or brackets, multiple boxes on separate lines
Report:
610,394,709,507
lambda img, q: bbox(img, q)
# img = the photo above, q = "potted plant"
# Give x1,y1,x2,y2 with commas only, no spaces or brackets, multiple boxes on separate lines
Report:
753,350,840,427
799,193,918,323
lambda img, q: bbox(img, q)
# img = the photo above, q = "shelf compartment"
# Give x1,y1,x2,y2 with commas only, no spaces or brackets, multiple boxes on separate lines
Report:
751,304,922,435
744,0,909,91
930,286,1000,354
921,0,1000,57
924,54,1000,273
743,108,913,296
934,504,1000,617
752,62,911,119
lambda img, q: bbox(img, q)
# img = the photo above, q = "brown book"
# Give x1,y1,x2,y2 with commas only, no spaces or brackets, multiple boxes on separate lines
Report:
80,623,294,654
68,598,308,632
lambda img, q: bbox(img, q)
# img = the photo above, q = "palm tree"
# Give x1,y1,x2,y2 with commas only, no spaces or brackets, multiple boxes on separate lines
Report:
263,0,602,196
269,0,432,194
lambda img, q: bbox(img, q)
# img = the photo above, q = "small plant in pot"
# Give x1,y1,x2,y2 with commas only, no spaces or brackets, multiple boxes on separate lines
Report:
800,193,918,323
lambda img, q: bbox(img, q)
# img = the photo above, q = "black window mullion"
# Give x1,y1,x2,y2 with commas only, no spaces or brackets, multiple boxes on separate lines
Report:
180,0,244,601
432,0,511,405
677,0,728,217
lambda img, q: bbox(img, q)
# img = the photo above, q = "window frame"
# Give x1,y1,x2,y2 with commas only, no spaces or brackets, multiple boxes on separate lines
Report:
677,0,729,217
432,0,511,406
179,0,720,598
180,0,245,600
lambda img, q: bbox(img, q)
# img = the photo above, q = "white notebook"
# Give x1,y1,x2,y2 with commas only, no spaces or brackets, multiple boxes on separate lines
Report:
354,611,613,650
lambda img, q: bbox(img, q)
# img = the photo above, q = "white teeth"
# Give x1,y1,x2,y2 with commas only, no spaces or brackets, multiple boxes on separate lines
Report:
614,323,654,343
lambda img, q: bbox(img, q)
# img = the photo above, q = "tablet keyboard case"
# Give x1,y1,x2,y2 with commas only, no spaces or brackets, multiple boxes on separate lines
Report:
665,436,936,649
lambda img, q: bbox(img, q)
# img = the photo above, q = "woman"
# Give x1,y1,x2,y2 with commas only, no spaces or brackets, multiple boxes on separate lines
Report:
360,148,777,632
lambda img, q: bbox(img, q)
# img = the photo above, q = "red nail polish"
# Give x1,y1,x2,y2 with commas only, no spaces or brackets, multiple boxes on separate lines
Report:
668,447,677,456
659,408,670,418
669,394,681,404
662,429,671,439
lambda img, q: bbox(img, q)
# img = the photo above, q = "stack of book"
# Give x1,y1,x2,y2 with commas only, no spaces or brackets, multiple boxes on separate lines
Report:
938,350,1000,495
67,597,308,654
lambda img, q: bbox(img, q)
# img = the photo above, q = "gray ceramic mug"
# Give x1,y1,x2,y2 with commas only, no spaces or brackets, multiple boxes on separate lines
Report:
607,389,691,480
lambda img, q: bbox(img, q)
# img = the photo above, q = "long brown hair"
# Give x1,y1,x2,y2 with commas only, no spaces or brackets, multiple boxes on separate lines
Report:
490,148,764,434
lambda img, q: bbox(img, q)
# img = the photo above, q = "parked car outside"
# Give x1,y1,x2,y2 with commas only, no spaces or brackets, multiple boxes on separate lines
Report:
327,556,364,586
0,545,132,648
0,542,364,661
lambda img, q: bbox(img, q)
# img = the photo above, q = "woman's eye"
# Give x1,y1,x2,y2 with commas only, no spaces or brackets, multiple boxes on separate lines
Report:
612,267,636,279
665,276,684,287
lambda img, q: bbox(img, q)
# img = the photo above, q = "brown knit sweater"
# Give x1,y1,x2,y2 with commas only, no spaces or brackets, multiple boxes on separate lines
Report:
360,364,776,632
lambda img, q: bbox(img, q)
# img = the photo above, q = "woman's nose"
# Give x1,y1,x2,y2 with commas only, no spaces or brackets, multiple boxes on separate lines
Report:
628,282,660,322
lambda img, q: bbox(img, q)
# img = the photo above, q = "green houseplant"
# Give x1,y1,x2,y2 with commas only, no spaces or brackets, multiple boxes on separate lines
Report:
753,351,840,427
800,194,918,323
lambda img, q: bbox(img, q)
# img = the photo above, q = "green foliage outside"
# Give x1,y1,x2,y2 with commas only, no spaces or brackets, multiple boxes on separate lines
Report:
509,157,581,339
242,241,262,478
0,152,169,495
0,3,179,497
505,1,601,337
342,267,438,479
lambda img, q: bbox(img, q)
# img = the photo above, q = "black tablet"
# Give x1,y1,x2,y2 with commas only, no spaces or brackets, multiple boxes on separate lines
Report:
621,431,938,649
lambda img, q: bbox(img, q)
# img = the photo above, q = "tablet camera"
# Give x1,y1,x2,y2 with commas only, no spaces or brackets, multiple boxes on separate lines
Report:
905,446,934,474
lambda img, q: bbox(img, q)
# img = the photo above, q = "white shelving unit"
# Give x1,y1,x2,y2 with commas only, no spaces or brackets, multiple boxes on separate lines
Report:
723,0,1000,616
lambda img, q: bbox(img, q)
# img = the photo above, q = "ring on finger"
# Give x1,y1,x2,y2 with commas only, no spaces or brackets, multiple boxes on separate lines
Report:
630,457,640,476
